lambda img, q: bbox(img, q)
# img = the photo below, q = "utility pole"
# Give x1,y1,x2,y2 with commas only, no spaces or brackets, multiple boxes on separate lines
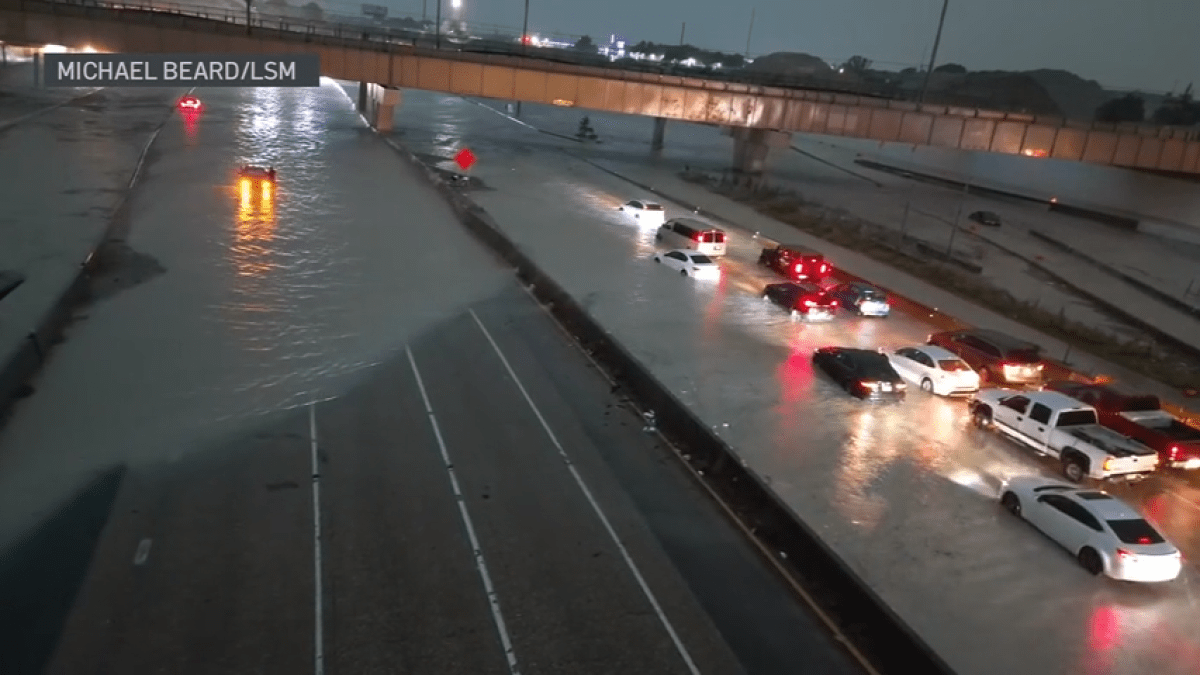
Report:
422,0,427,23
918,0,949,105
679,22,686,45
435,0,442,48
744,8,755,58
244,0,253,35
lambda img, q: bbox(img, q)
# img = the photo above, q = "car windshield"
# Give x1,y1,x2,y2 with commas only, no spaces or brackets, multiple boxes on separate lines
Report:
1106,519,1166,545
1057,410,1099,427
938,359,971,372
689,254,714,264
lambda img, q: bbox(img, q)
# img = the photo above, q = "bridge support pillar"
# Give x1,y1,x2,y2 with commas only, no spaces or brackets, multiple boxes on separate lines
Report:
651,117,667,151
725,127,791,178
357,82,401,132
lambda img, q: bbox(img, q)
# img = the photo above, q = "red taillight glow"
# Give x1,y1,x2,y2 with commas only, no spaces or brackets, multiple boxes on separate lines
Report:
804,300,816,307
794,263,803,272
1117,548,1133,558
1169,445,1180,460
1137,536,1152,544
820,263,828,273
830,299,838,307
716,233,726,243
692,232,702,241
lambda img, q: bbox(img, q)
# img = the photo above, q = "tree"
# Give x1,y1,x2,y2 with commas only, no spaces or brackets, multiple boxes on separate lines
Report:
1151,86,1200,126
574,35,596,53
300,1,322,21
839,55,871,74
1095,94,1145,123
933,63,967,74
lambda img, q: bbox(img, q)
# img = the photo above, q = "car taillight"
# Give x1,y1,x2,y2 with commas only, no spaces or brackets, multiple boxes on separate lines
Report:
716,233,726,243
794,263,803,272
1103,457,1115,471
830,299,838,307
1169,445,1181,460
1117,548,1133,559
819,263,828,273
804,300,815,307
1137,536,1152,544
692,232,702,241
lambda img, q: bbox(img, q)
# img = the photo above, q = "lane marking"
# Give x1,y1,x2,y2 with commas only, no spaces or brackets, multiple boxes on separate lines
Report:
406,347,521,675
510,286,883,675
309,403,326,675
469,309,702,675
132,538,152,566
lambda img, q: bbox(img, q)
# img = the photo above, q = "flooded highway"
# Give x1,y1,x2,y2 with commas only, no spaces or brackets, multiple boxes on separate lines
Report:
370,85,1200,675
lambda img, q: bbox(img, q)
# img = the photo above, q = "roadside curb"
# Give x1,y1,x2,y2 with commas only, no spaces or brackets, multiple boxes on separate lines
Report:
359,116,955,673
0,88,106,134
0,98,176,425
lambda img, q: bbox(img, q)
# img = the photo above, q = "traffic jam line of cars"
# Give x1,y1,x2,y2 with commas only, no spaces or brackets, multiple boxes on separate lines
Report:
618,197,1198,583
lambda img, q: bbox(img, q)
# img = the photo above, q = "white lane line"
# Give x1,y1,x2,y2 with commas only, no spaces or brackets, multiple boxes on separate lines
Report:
512,287,883,675
132,538,152,566
309,403,326,675
405,347,522,675
468,309,703,675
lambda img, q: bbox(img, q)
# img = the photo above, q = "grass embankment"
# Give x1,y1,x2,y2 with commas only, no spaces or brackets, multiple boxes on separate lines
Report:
682,172,1200,393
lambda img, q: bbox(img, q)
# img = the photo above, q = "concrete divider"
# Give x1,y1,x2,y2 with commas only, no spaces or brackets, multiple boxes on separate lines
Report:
0,103,173,425
373,134,957,674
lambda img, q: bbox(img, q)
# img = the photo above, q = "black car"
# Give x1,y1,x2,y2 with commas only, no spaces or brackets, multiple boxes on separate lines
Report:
968,210,1002,227
812,347,907,400
762,282,838,321
828,282,890,317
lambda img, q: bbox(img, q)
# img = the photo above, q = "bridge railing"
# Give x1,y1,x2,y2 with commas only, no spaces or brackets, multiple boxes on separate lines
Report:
25,0,912,101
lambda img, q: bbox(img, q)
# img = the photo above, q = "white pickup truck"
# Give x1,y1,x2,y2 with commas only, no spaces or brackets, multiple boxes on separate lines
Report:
968,389,1159,482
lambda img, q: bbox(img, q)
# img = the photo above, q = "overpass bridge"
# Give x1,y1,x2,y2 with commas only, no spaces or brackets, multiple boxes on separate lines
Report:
4,0,1200,177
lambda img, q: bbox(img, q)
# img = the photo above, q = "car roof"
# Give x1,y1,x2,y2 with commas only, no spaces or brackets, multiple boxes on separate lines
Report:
940,328,1040,351
903,345,961,361
667,217,721,231
1064,490,1141,520
777,244,822,255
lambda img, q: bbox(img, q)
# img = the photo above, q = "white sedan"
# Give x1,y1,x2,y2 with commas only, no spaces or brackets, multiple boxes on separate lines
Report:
887,345,980,396
1000,476,1182,583
653,250,721,280
618,199,666,226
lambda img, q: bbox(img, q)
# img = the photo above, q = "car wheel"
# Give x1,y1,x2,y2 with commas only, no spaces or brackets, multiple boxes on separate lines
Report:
1077,547,1104,576
920,378,934,394
680,269,688,276
1062,457,1086,483
1000,492,1021,517
972,407,992,429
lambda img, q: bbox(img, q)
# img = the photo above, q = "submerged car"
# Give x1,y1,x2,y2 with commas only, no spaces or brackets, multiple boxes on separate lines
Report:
888,345,980,396
762,282,838,322
238,164,277,183
999,476,1181,583
652,249,721,280
178,95,202,111
812,347,906,401
618,199,666,226
828,282,890,317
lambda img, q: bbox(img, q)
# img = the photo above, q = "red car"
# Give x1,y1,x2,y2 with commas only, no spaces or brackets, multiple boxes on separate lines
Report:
178,95,202,111
758,244,831,282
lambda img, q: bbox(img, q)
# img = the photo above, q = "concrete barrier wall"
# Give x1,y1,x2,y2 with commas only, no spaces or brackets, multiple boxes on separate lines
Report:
829,136,1200,233
0,111,168,425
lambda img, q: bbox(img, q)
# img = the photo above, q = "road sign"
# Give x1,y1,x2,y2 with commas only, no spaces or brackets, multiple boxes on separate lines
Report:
454,148,477,171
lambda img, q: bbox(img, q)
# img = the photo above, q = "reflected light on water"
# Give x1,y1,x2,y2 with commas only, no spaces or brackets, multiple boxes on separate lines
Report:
833,408,894,528
233,178,277,280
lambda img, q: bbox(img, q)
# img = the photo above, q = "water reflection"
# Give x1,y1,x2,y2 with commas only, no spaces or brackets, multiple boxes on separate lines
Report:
833,408,896,529
232,177,277,280
181,109,200,144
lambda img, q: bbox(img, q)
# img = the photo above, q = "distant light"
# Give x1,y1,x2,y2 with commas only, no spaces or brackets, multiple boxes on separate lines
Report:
451,0,461,7
42,44,68,53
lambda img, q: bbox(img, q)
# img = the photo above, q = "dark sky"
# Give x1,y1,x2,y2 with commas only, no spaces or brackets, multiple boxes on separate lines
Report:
360,0,1197,93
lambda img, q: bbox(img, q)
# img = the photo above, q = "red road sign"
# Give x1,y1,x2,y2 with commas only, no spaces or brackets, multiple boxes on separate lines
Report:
454,148,477,171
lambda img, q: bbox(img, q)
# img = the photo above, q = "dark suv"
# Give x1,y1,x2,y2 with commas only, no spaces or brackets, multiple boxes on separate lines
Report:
927,329,1045,386
758,244,830,282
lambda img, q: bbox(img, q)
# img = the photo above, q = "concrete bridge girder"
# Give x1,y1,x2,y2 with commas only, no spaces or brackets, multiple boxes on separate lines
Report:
5,1,1200,176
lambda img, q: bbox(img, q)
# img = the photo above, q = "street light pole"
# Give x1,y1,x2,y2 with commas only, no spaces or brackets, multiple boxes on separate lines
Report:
435,0,442,49
744,8,755,58
521,0,530,54
917,0,949,105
